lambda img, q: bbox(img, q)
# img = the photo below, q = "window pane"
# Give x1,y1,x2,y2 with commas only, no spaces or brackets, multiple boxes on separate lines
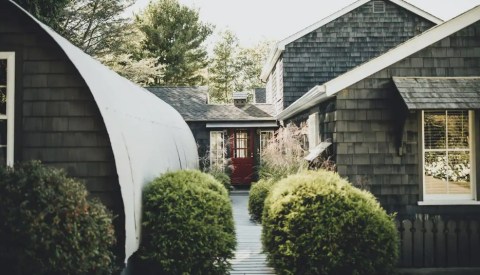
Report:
0,59,6,86
0,87,6,115
0,147,5,165
424,111,446,149
210,131,225,170
447,110,469,149
0,120,6,145
425,152,448,195
447,152,471,194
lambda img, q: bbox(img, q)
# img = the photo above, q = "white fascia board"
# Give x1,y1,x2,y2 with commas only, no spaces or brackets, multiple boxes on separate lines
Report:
206,121,278,128
323,5,480,98
390,0,444,24
277,85,329,121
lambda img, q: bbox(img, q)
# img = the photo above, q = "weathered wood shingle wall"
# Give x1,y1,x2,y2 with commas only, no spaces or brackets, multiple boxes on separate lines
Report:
335,21,480,215
0,2,124,257
281,0,435,109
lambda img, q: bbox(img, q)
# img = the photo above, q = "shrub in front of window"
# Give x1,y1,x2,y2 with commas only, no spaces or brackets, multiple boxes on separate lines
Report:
262,170,399,275
208,168,232,193
0,161,116,274
248,179,276,223
138,170,236,274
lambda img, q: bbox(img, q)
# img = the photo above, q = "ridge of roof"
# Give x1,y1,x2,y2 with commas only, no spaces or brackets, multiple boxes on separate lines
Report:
277,5,480,121
260,0,444,81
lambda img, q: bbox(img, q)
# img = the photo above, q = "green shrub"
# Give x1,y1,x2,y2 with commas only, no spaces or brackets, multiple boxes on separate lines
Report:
248,179,275,223
262,170,399,275
209,169,232,193
0,161,116,275
138,170,236,274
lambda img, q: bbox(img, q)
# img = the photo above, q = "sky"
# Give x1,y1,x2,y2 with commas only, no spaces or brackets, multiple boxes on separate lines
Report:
126,0,480,48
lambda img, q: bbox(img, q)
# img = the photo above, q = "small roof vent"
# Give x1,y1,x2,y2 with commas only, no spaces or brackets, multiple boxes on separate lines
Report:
233,92,248,106
373,1,385,13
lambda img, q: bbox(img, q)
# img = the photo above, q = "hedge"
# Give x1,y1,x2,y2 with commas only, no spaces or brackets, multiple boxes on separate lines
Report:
138,170,236,274
0,161,116,275
262,170,399,275
248,179,276,223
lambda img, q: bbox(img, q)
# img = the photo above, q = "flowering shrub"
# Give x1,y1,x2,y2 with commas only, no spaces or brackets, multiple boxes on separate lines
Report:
425,155,470,182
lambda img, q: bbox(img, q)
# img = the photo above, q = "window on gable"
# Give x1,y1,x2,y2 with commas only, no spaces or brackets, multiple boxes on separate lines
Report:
422,110,475,201
210,131,226,171
373,1,386,13
0,52,14,167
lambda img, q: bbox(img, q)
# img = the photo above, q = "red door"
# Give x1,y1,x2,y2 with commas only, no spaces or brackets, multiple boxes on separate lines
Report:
230,129,254,185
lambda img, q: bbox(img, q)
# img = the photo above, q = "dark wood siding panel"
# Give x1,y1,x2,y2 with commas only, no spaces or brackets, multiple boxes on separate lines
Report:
282,0,435,108
0,2,124,257
334,21,480,215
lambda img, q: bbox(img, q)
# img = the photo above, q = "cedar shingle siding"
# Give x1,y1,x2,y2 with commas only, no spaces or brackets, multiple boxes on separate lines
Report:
278,0,435,110
0,3,123,255
333,21,480,215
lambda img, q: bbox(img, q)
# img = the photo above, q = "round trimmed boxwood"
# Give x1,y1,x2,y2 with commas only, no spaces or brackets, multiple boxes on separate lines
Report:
138,170,236,274
248,179,276,223
0,161,116,275
209,169,232,193
262,170,399,275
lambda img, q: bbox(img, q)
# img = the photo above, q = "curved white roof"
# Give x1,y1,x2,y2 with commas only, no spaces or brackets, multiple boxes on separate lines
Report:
10,1,199,262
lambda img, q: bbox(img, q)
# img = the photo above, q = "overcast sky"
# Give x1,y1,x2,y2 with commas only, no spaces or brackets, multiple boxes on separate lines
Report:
126,0,480,47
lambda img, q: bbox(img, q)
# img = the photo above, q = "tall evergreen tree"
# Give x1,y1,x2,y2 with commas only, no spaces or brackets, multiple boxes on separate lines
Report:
208,30,240,103
13,0,71,30
136,0,213,86
60,0,135,56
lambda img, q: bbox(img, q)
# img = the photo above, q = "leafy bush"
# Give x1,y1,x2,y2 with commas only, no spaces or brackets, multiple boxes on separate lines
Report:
209,169,232,193
0,161,116,275
259,123,308,181
262,170,399,275
248,179,276,223
138,170,236,274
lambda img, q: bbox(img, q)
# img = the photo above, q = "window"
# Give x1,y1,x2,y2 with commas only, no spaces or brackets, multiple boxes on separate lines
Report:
0,52,15,167
422,110,475,201
373,1,386,13
210,131,225,170
234,130,249,158
259,130,274,156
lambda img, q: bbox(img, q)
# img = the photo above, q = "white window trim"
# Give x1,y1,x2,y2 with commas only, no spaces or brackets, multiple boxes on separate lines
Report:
209,131,225,170
0,52,15,167
421,110,476,203
308,112,320,151
259,130,274,157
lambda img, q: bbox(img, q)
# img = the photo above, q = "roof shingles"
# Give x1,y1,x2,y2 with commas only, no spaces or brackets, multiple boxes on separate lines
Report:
148,87,276,121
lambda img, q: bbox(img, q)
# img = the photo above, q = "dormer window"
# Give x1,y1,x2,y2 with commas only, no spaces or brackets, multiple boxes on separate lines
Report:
373,1,385,13
233,92,248,106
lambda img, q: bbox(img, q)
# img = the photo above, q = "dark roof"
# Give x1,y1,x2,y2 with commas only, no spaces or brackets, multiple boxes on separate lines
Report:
393,77,480,110
147,87,276,121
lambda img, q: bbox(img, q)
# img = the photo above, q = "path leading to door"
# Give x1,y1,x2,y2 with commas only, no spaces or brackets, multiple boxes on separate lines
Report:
230,191,275,274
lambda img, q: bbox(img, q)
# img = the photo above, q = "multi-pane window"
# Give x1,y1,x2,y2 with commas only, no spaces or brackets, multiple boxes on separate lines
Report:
0,52,14,166
259,130,274,156
210,131,225,170
423,110,474,200
234,130,249,158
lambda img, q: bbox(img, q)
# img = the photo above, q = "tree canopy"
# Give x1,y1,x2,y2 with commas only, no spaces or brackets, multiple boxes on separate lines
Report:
136,0,213,86
13,0,71,30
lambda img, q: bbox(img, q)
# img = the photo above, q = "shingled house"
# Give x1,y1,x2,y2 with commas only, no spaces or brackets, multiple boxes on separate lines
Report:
275,3,480,268
149,87,276,185
261,0,443,115
0,0,198,267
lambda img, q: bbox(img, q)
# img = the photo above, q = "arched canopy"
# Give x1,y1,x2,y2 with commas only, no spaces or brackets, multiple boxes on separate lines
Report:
10,1,199,262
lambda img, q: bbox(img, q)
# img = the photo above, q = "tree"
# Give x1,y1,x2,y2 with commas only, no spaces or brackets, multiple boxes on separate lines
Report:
60,0,134,56
98,53,163,86
236,40,274,92
13,0,71,30
208,30,240,103
136,0,213,86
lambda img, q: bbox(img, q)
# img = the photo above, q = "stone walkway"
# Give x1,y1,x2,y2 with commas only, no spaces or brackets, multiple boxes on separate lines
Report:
230,191,275,274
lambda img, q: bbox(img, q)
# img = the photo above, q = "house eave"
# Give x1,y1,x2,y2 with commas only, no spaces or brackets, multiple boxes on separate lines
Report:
276,85,330,121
